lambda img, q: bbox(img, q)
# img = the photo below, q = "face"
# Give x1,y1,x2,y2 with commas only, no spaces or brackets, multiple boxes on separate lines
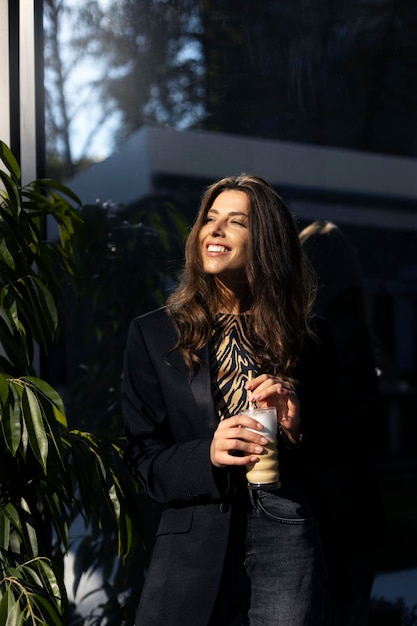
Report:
199,189,250,288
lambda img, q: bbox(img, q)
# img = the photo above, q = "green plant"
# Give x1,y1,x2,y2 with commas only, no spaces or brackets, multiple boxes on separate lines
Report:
60,196,189,622
0,141,141,624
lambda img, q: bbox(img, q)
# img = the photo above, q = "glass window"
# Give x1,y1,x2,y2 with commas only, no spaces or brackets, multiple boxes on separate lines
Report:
42,4,417,607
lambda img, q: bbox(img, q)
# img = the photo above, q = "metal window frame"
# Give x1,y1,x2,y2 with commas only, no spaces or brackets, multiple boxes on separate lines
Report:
0,0,44,183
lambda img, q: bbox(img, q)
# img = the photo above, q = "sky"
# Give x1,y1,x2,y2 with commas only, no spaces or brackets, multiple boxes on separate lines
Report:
45,0,120,164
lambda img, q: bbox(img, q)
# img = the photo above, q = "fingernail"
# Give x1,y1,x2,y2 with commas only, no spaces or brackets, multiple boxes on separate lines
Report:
260,437,268,444
255,446,263,453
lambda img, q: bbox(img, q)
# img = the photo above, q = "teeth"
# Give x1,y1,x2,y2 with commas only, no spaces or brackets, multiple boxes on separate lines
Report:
208,245,228,252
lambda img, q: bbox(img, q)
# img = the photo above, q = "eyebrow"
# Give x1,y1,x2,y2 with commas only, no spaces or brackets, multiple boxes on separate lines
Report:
207,209,248,217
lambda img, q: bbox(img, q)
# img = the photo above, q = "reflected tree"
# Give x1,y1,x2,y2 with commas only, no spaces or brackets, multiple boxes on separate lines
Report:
44,0,75,177
44,0,417,176
44,0,205,176
74,0,205,142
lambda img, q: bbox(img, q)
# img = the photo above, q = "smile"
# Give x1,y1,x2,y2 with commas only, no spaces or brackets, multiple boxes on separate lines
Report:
207,245,230,253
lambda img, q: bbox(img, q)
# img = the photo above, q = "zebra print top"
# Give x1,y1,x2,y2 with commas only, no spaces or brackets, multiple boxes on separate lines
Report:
209,313,261,421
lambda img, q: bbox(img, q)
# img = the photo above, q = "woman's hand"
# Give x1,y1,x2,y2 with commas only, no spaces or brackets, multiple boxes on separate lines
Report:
210,415,269,468
245,374,301,437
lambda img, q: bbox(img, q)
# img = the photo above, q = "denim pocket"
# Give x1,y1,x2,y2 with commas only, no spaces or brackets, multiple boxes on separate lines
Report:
254,488,315,524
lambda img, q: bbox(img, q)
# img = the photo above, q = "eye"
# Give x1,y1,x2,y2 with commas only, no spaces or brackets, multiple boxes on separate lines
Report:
231,219,247,227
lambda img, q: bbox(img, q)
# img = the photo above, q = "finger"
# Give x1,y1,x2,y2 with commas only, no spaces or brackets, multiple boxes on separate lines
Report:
230,426,269,443
245,373,268,391
219,415,266,432
227,438,266,456
213,426,267,450
225,438,264,464
246,374,289,389
276,382,296,395
211,437,263,467
213,429,268,453
248,379,296,404
219,452,260,467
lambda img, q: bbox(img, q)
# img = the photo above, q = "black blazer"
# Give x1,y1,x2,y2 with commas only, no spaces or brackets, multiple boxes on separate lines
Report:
122,307,341,625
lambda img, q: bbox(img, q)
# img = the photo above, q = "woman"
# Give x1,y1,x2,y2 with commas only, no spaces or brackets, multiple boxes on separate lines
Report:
122,174,336,625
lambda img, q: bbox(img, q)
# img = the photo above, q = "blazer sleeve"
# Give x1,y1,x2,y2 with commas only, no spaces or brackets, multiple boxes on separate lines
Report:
121,316,227,506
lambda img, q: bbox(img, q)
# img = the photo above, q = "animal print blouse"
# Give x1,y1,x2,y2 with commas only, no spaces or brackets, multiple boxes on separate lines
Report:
209,313,260,421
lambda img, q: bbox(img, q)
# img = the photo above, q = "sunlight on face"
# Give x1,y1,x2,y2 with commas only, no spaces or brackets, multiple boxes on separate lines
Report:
199,190,250,291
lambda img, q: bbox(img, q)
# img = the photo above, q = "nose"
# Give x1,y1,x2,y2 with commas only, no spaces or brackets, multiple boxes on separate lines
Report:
209,220,225,236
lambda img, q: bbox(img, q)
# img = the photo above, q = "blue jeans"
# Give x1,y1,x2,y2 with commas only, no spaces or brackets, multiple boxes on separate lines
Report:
209,486,330,625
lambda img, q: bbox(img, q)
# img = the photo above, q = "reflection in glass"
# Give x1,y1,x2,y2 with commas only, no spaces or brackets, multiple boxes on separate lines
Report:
44,0,417,176
41,2,417,621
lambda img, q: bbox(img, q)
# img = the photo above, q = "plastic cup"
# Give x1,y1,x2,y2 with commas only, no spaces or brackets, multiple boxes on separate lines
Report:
242,407,281,490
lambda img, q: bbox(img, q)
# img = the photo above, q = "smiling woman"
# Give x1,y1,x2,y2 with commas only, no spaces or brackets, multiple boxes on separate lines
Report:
121,173,340,625
199,189,250,310
3,1,417,623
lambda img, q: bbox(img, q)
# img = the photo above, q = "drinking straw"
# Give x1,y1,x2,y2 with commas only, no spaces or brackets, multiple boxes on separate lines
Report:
248,370,258,409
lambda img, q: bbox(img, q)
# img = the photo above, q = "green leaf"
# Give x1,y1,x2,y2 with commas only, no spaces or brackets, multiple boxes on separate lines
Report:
0,313,32,373
5,596,24,626
32,178,81,205
30,277,58,334
20,411,29,459
8,383,24,455
33,559,64,609
0,374,10,404
22,377,66,418
0,588,16,625
0,378,23,456
0,171,20,216
2,503,22,535
0,286,20,333
20,498,39,558
22,387,48,472
31,595,63,625
0,511,11,551
0,240,15,271
3,567,22,580
16,277,57,350
0,141,21,182
1,398,22,456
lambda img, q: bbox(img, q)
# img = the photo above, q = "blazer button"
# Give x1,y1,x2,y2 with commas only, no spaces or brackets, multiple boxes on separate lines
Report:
219,502,229,513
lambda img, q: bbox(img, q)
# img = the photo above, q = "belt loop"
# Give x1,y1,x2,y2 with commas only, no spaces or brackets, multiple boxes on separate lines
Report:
248,489,257,508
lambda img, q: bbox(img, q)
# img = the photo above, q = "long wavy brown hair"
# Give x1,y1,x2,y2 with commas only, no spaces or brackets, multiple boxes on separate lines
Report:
166,174,317,378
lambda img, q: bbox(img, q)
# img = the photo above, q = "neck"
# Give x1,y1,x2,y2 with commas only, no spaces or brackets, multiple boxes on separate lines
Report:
215,281,251,315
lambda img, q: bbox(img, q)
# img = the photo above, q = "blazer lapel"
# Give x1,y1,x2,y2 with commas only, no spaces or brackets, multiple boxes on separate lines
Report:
166,343,219,432
190,345,219,430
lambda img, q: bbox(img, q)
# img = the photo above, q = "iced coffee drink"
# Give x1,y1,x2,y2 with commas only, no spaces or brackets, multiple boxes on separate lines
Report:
242,407,280,490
